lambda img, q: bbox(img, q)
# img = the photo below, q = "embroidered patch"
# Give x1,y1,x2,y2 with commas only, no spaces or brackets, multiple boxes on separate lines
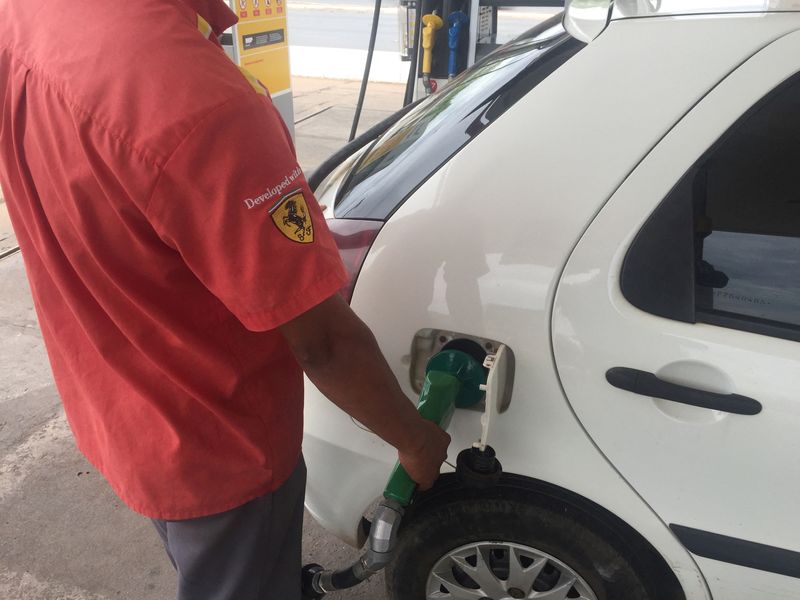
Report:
269,190,314,243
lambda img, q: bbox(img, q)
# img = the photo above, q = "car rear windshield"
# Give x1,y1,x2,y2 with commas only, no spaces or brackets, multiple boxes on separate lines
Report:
334,16,585,220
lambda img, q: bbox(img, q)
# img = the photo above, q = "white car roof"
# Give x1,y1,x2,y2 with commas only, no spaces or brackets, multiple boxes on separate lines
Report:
613,0,800,19
566,0,800,42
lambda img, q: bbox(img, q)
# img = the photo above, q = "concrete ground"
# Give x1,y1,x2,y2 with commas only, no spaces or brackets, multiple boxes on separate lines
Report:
0,76,401,600
293,76,405,172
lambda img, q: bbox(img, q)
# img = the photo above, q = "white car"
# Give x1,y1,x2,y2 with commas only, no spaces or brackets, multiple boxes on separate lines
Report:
303,2,800,599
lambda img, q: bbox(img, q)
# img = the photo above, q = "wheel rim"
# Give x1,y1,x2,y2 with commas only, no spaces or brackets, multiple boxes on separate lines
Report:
425,541,599,600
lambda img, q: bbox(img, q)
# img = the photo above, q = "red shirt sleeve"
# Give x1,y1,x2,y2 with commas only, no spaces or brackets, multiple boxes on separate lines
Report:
145,92,348,331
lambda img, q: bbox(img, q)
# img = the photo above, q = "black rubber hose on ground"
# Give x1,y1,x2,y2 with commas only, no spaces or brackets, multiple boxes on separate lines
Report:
307,98,421,192
403,0,423,106
330,567,366,590
349,0,383,142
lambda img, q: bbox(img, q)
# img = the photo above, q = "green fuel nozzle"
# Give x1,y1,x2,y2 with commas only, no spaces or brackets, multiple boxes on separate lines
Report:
383,349,486,506
302,347,487,599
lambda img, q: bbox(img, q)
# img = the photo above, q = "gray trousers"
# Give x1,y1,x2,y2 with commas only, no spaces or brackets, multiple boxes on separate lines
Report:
152,457,306,600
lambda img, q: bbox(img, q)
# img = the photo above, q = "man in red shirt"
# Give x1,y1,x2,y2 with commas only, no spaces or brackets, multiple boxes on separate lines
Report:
0,0,449,597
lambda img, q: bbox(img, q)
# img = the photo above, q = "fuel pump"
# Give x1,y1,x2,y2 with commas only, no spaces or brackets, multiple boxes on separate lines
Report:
400,0,566,103
406,0,472,99
228,0,295,133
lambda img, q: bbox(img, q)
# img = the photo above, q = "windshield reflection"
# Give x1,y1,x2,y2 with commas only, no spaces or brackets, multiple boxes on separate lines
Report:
334,19,583,220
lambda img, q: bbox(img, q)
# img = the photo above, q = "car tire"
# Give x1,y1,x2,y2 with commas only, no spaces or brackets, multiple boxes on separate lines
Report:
385,483,667,600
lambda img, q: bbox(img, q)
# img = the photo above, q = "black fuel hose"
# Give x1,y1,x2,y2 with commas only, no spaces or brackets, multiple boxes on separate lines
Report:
300,556,371,596
403,0,423,106
330,567,365,590
349,0,383,141
307,98,421,191
302,499,405,598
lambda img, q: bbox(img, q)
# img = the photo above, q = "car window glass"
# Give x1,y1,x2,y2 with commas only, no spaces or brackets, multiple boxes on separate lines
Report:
334,17,585,220
621,75,800,342
693,81,800,330
698,232,800,327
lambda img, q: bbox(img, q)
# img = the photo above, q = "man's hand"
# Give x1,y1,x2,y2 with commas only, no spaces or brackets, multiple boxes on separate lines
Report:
398,420,451,490
280,294,451,489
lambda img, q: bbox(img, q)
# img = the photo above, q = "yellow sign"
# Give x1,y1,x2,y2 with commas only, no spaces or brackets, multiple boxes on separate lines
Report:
270,191,314,244
230,0,291,96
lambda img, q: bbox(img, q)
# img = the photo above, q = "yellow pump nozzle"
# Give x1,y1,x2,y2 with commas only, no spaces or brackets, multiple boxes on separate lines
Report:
421,13,444,76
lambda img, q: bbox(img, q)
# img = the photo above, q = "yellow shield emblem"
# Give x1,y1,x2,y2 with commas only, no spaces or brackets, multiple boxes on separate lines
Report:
269,190,314,244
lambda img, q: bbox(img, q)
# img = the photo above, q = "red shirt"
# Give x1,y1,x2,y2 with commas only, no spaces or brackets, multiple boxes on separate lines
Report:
0,0,347,519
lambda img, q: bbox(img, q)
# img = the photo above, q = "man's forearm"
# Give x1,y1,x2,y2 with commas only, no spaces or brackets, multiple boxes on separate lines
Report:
280,294,450,488
297,321,424,454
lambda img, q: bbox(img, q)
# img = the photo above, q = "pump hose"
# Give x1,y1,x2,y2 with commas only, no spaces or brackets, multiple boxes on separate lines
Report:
330,566,367,589
307,98,421,192
302,499,405,598
312,0,423,191
302,562,369,598
349,0,383,141
403,0,423,106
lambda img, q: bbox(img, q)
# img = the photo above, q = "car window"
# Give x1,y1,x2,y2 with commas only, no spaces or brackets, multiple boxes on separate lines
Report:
334,16,585,220
621,75,800,342
698,232,800,327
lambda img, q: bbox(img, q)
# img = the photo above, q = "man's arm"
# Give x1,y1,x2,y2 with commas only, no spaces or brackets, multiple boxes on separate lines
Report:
279,294,450,490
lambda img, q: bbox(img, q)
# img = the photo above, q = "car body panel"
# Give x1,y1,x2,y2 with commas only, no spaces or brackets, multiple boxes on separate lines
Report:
304,12,800,600
694,557,800,600
612,0,800,20
553,28,800,600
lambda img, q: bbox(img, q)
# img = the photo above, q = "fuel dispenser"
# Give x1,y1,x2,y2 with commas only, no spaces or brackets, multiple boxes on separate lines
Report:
227,0,295,135
399,0,565,101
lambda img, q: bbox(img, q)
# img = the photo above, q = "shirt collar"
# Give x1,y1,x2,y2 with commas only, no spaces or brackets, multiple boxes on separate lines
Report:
180,0,238,35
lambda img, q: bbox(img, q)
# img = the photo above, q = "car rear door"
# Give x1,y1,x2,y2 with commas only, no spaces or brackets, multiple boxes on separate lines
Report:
552,26,800,600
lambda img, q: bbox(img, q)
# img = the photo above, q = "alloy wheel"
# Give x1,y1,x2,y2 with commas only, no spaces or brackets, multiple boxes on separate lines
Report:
426,541,599,600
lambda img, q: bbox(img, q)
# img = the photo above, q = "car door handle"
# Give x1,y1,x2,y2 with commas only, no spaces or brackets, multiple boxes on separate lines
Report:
605,367,762,416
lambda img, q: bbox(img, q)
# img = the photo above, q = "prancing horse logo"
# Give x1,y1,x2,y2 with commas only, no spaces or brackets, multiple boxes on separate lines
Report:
270,190,314,243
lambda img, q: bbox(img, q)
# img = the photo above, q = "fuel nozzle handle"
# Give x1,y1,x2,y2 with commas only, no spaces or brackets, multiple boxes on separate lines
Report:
447,11,469,79
385,349,486,504
383,369,461,504
421,12,444,94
